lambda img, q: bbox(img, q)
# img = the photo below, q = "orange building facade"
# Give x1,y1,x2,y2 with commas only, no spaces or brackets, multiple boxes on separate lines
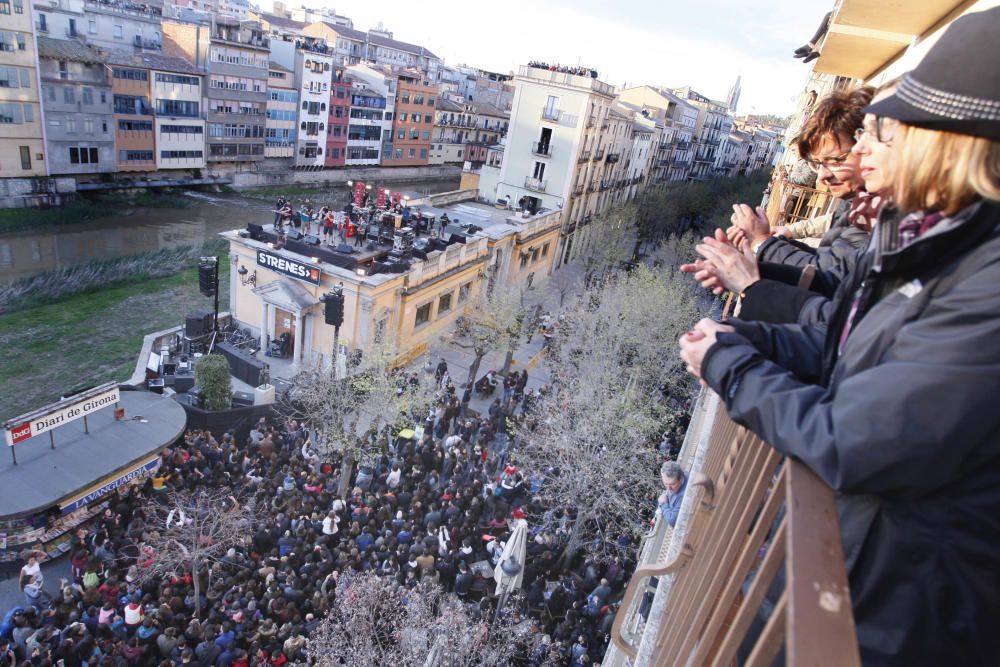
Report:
382,69,435,166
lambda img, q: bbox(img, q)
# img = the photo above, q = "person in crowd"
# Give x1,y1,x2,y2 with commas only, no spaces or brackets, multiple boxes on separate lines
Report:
679,9,1000,664
656,462,687,528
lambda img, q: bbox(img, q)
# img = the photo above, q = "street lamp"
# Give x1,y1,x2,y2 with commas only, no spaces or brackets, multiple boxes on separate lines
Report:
237,265,257,287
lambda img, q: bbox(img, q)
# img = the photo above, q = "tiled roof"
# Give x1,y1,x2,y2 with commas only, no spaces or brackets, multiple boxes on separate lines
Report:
102,48,200,74
36,37,103,63
317,21,439,60
472,101,508,118
269,61,293,73
261,13,308,30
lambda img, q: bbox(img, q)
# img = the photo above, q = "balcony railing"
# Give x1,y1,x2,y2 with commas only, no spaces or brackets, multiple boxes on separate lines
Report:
524,176,547,192
593,147,605,160
607,391,859,667
531,142,552,157
767,181,838,227
606,152,620,163
541,107,562,122
573,183,584,195
577,150,591,163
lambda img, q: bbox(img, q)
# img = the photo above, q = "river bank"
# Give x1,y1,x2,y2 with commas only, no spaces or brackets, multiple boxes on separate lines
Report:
0,174,460,283
0,259,230,421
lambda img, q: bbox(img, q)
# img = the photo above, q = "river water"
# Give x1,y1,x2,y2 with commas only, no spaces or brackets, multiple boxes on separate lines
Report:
0,177,460,282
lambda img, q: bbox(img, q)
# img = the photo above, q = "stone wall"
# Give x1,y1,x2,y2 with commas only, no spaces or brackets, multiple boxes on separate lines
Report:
0,177,76,208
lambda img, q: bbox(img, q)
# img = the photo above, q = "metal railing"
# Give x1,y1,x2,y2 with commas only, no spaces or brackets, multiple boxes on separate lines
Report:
577,150,591,163
606,152,620,163
531,142,552,157
593,147,605,160
541,107,562,122
608,392,859,667
524,176,546,192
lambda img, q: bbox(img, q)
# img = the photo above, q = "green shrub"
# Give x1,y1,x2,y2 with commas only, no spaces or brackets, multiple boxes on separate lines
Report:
195,353,232,411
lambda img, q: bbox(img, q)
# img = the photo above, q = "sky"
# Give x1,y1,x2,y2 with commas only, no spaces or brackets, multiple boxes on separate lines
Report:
262,0,835,116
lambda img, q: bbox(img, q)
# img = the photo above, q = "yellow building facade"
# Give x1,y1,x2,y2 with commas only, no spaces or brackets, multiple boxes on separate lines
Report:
0,4,46,176
222,195,561,371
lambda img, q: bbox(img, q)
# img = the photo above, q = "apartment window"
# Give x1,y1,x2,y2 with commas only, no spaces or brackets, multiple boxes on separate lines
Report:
395,149,402,159
438,292,452,315
410,129,419,140
0,102,22,123
66,118,77,133
155,73,199,86
83,119,93,133
88,20,96,34
119,150,153,162
414,303,431,327
419,148,427,158
0,2,10,17
399,112,407,122
422,130,430,140
541,242,550,257
82,88,92,105
13,0,24,13
412,112,421,123
19,146,30,169
397,129,404,140
112,68,147,81
161,150,203,159
427,97,435,107
408,148,416,158
331,148,340,158
458,282,471,303
335,86,345,99
413,94,424,105
114,25,123,39
22,104,31,122
400,94,410,104
117,119,146,131
63,87,74,104
69,147,99,164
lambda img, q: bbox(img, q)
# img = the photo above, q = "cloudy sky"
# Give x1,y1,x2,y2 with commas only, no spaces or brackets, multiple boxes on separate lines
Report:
266,0,835,116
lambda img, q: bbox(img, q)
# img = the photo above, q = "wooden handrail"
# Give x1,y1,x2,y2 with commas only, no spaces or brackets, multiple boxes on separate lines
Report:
609,397,859,667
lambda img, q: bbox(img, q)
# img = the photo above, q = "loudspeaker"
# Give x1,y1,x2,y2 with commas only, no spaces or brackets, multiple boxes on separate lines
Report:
303,234,321,246
335,243,355,254
147,378,165,394
174,373,195,393
186,310,212,337
198,259,218,297
285,228,303,240
232,391,254,407
247,223,265,240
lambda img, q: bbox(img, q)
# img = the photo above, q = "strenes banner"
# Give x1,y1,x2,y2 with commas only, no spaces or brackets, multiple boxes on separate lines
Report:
256,249,321,285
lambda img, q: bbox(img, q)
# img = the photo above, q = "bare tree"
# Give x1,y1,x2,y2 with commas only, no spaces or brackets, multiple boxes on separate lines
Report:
280,339,435,498
140,488,254,618
514,263,702,564
306,572,520,667
579,202,638,288
446,283,531,416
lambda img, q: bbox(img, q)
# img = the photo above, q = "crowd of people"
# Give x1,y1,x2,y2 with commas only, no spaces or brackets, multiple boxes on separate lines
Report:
680,8,1000,665
525,62,598,80
0,357,689,666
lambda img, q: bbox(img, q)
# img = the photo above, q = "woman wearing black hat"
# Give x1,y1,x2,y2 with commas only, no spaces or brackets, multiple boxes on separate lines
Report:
679,7,1000,665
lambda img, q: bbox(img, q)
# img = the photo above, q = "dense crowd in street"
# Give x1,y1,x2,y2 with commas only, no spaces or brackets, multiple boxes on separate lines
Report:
0,362,690,666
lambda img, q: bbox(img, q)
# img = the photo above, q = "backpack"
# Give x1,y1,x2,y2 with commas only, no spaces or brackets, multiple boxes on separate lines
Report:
83,571,100,589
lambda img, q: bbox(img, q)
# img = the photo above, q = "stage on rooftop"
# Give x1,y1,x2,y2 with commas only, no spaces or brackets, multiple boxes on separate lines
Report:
0,390,187,520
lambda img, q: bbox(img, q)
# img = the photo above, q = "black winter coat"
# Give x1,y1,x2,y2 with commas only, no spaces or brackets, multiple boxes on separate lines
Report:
702,200,1000,665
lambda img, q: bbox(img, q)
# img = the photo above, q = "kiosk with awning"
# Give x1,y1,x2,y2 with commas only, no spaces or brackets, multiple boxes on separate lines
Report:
0,389,187,564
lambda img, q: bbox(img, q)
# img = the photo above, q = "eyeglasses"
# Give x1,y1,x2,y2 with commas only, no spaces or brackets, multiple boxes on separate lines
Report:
805,148,854,171
853,116,897,144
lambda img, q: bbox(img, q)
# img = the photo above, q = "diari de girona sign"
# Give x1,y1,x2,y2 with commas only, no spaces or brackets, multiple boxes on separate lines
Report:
4,385,120,447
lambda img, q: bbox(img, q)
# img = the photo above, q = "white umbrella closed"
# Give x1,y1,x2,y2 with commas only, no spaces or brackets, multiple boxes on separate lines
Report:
494,517,528,594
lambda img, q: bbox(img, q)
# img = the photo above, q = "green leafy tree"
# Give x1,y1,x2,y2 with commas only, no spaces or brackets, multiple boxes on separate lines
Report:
194,353,232,411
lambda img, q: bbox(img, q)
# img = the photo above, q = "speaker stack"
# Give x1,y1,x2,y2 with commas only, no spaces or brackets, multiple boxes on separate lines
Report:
185,310,213,337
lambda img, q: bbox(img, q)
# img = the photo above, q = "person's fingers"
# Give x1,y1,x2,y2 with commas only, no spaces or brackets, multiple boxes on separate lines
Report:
713,286,725,295
738,238,753,258
714,227,729,244
679,263,699,273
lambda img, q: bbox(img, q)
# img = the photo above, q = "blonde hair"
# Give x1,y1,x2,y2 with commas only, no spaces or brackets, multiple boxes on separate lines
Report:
894,124,1000,215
